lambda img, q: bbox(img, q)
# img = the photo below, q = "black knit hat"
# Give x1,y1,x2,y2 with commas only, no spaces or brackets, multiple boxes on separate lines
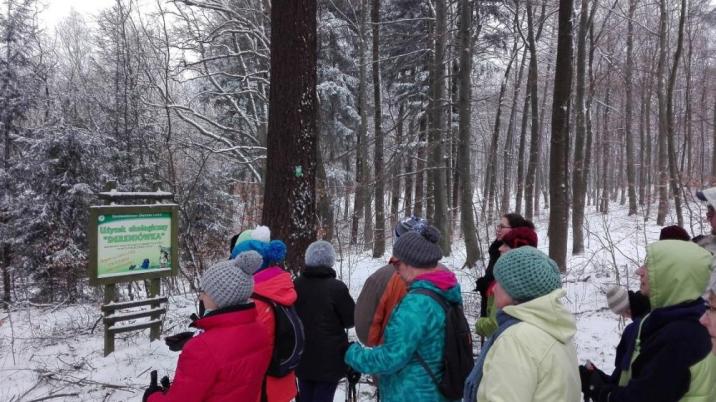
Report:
392,225,443,268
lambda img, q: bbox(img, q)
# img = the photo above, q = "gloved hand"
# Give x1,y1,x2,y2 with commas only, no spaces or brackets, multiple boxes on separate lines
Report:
475,276,489,294
165,331,194,352
143,370,165,402
579,365,592,395
160,375,171,391
346,366,361,384
586,369,612,402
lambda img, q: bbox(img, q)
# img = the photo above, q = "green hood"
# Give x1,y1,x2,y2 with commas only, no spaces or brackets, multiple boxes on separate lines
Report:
646,240,713,309
503,289,576,343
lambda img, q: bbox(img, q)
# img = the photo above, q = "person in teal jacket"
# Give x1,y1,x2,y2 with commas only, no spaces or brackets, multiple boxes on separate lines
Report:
344,225,461,402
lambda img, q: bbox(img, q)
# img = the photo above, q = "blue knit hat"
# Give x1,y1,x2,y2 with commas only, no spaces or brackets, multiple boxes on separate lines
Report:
494,246,561,302
230,239,287,270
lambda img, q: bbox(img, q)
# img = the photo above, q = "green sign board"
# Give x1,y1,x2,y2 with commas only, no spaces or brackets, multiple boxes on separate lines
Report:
89,204,178,284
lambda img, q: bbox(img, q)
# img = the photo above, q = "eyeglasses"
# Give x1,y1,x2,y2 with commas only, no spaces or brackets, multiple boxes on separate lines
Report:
496,224,511,229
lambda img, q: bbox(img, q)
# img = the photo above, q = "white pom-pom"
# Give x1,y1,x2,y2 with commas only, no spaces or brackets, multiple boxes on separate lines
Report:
252,225,271,243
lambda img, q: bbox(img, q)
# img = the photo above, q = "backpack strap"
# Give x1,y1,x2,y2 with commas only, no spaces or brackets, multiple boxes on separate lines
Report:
411,288,451,388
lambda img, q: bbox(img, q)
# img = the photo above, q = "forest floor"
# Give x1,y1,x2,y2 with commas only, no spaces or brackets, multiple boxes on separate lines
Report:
0,205,697,401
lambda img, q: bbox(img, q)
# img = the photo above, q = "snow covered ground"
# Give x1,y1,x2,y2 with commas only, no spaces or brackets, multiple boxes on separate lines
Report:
0,205,701,401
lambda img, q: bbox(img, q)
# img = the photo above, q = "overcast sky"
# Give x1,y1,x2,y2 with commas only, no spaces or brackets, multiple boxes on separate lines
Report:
39,0,124,30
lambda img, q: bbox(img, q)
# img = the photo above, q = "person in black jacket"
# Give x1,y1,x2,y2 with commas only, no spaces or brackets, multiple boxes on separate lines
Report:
474,213,535,318
294,240,356,402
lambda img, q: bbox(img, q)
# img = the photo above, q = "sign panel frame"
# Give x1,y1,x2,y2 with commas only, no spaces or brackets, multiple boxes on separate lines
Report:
88,204,179,285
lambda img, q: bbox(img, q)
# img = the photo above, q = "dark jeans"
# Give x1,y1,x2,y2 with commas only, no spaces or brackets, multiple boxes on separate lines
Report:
297,379,339,402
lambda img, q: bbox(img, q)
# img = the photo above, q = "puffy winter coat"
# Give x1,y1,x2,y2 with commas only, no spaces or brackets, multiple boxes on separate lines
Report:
476,289,581,402
294,265,355,382
253,266,298,402
354,264,407,346
148,304,271,402
595,240,716,402
346,270,462,402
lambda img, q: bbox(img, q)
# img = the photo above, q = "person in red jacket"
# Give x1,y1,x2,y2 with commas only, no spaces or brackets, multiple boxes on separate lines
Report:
231,227,298,402
145,251,271,402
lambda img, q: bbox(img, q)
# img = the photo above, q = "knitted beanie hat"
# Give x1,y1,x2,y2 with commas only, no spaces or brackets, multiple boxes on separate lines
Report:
201,251,263,308
392,225,443,268
231,239,287,269
659,225,690,241
606,286,629,315
305,240,336,268
494,246,561,302
394,216,428,238
501,226,538,249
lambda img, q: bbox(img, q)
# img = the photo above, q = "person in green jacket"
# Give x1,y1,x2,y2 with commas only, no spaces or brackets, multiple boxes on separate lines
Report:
465,246,581,402
344,225,463,402
585,240,716,401
474,226,538,338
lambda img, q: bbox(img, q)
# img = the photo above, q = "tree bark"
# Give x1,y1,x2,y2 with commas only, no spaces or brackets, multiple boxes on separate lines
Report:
262,0,318,272
624,0,638,215
371,0,385,257
350,0,369,245
430,0,450,254
655,0,669,226
665,0,687,227
524,0,541,221
457,0,479,267
548,0,574,270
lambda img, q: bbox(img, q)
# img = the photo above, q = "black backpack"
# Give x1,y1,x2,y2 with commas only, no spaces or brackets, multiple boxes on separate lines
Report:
413,288,474,400
253,294,305,377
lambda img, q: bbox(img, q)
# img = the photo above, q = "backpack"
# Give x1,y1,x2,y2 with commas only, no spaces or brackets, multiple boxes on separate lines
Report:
413,288,474,400
252,294,305,377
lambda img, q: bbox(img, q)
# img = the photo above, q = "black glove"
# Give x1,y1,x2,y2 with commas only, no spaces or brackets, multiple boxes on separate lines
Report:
165,331,194,352
579,365,592,395
143,370,165,402
346,366,361,384
475,276,488,294
586,369,613,402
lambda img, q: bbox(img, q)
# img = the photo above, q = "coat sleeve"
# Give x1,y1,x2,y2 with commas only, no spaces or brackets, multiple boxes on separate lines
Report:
148,338,216,402
344,294,429,375
477,328,539,402
597,330,697,402
475,294,497,338
333,281,356,329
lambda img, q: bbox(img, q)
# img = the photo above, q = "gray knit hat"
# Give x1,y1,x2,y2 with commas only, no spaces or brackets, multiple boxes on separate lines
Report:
305,240,336,267
201,250,263,308
606,286,629,315
392,225,443,268
394,216,428,238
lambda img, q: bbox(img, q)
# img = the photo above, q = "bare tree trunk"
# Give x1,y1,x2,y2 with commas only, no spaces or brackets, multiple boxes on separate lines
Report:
262,0,318,272
549,0,574,270
484,30,519,222
350,0,369,245
665,0,687,227
572,0,590,253
515,72,531,215
390,102,404,229
655,0,669,226
524,0,541,221
624,0,638,215
430,0,450,254
404,117,415,213
457,0,479,267
414,116,426,217
502,46,528,214
371,0,385,257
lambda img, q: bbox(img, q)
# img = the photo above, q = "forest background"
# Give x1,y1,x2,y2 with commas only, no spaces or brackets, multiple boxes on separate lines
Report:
0,0,714,305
